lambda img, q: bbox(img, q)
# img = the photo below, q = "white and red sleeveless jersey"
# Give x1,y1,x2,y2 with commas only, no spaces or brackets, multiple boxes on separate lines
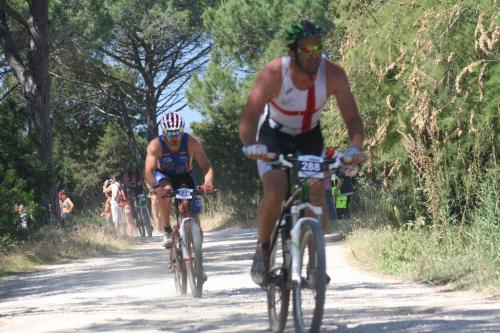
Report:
258,55,328,136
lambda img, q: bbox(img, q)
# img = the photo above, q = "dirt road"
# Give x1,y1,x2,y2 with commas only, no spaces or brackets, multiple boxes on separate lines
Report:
1,228,499,332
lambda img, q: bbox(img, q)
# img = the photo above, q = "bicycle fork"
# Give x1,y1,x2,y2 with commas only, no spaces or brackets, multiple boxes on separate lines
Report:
289,202,322,285
178,218,197,262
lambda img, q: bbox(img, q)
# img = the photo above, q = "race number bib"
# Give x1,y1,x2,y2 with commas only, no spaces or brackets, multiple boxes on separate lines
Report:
175,188,193,199
298,155,324,179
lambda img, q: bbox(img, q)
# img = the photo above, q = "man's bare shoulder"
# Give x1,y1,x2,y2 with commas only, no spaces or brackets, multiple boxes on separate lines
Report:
324,59,350,95
187,134,203,153
187,133,201,145
261,58,282,80
325,59,348,78
146,137,162,156
256,58,283,96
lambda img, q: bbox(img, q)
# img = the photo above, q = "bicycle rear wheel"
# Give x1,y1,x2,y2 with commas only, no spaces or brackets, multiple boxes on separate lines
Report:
171,234,187,295
138,205,152,237
184,218,204,298
292,218,326,333
267,226,290,332
136,211,146,237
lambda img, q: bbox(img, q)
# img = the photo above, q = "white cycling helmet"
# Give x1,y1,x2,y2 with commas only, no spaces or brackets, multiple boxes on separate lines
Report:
160,112,185,131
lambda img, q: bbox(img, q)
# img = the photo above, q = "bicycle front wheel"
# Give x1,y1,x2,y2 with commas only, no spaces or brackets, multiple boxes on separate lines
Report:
171,235,187,295
184,218,204,298
293,218,326,333
267,227,290,333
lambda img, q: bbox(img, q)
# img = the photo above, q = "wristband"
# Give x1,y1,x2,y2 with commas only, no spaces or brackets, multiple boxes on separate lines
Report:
345,145,362,157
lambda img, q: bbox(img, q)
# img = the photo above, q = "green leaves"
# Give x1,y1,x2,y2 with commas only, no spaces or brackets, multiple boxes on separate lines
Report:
329,0,499,225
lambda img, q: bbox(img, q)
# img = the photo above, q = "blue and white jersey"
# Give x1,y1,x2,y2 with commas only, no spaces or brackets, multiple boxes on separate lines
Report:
158,133,193,176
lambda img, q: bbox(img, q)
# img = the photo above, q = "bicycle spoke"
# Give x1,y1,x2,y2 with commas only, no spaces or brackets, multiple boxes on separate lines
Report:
267,230,290,332
184,219,204,298
293,219,325,333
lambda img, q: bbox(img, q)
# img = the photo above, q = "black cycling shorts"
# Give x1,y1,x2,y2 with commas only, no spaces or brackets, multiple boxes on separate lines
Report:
155,171,196,190
256,118,324,176
257,118,324,156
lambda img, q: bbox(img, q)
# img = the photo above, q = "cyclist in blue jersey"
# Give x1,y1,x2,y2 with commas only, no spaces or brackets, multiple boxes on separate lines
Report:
144,112,214,247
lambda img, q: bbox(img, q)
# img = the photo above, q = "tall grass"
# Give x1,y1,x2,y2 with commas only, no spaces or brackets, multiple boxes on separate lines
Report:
347,172,499,294
201,191,258,230
0,211,131,277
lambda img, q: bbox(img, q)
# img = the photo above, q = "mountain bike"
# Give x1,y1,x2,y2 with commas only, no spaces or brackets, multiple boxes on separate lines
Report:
166,186,210,298
264,151,360,333
135,193,153,238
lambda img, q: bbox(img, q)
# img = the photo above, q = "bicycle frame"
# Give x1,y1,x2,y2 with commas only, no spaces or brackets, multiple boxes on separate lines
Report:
269,151,356,283
168,186,207,297
270,170,323,286
172,188,198,260
263,151,360,332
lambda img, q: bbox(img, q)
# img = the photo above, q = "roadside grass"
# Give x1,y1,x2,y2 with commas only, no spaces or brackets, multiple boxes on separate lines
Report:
346,225,499,295
201,192,256,230
0,211,131,277
344,180,499,296
0,193,256,278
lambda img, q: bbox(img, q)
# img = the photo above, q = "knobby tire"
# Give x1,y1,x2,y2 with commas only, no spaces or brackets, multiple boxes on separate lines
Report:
293,218,326,333
171,234,187,295
267,225,290,332
184,219,204,298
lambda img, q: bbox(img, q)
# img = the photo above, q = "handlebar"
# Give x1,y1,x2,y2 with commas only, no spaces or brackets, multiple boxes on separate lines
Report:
149,185,217,198
269,152,361,178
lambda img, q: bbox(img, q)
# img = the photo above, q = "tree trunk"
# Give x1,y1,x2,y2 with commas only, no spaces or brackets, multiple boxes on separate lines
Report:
144,78,158,141
0,2,57,223
119,99,144,168
26,1,57,223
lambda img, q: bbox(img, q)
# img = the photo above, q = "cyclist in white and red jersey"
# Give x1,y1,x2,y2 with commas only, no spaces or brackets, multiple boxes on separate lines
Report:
144,112,214,247
239,19,366,286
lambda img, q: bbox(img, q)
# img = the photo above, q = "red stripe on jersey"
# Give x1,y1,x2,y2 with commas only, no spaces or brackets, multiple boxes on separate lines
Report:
268,85,318,133
302,86,315,132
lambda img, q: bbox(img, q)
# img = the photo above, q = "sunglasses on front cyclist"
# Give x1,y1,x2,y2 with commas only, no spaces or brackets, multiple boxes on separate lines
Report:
165,130,183,137
297,44,323,56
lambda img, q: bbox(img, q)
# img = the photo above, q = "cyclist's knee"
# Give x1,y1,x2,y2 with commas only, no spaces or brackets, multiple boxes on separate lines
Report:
309,178,326,197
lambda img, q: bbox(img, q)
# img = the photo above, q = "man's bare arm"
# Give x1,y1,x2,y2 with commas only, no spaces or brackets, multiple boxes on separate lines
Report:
189,135,214,185
144,139,161,190
103,185,112,194
327,63,364,148
239,60,281,145
66,198,74,213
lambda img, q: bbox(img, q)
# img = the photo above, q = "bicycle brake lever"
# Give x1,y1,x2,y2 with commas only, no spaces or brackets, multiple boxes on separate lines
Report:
278,154,293,168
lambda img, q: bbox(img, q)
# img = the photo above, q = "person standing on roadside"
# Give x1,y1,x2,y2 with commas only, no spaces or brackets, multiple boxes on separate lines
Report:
102,179,113,230
58,190,74,227
104,174,126,236
121,171,138,237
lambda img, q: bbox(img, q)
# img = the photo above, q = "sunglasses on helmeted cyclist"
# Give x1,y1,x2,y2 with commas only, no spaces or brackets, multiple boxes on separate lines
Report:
165,130,183,137
297,44,323,56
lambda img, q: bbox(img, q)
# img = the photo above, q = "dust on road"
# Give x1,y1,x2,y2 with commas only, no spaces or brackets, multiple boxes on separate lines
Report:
1,228,499,332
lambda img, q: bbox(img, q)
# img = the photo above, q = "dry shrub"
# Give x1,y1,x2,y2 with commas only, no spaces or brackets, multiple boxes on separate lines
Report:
455,60,486,94
386,94,395,111
399,130,443,222
383,47,407,80
474,12,500,55
369,118,390,148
